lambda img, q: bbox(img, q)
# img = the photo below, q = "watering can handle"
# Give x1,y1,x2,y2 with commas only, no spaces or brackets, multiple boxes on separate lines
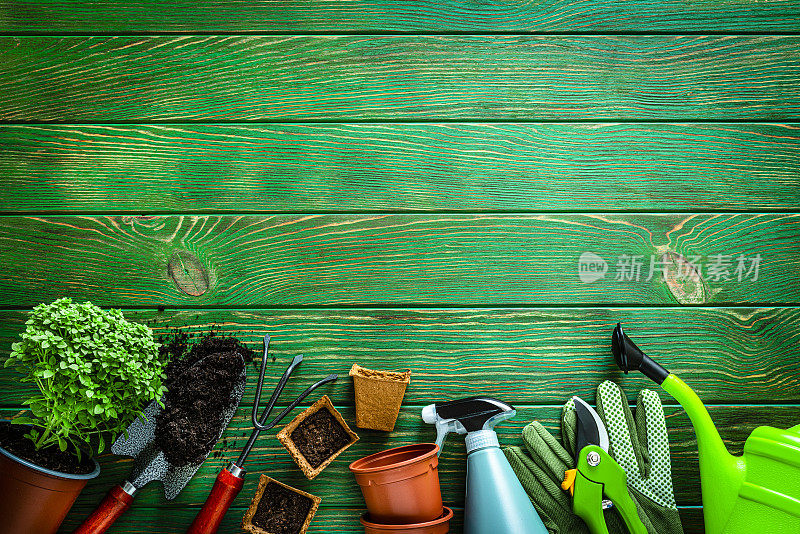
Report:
73,483,135,534
186,466,245,534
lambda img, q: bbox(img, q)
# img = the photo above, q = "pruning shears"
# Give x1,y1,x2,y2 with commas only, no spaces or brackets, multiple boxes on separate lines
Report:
561,397,647,534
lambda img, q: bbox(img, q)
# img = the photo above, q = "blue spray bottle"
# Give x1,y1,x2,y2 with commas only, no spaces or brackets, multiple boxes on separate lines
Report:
422,397,548,534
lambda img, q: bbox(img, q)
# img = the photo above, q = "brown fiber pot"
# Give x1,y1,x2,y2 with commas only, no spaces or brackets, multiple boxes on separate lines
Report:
0,430,100,534
349,443,442,525
360,507,454,534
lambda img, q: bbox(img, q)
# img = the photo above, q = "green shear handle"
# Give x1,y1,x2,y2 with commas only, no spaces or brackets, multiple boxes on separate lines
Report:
564,445,647,534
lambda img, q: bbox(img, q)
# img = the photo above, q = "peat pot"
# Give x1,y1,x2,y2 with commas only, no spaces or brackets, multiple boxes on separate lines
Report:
0,423,100,534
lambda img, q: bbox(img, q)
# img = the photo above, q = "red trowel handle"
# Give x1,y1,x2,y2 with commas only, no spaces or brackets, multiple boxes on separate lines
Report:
186,466,245,534
73,483,135,534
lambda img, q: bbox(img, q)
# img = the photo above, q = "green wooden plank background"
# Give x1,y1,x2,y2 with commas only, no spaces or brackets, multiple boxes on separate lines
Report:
0,2,798,533
1,36,799,121
1,124,798,213
54,507,705,534
2,308,798,405
0,214,796,307
2,0,800,33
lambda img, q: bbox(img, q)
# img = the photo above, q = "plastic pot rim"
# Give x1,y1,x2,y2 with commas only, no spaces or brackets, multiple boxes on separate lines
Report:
349,443,438,475
360,507,454,530
0,420,100,480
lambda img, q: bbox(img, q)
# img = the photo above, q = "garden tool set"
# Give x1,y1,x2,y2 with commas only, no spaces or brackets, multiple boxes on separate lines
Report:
63,324,798,534
73,353,248,534
187,334,337,534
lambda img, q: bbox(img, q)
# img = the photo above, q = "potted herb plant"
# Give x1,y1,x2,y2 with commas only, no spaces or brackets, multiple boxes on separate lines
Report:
0,298,165,534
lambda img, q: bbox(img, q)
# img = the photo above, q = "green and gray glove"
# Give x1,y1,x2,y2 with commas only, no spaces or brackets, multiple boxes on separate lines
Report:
504,381,684,534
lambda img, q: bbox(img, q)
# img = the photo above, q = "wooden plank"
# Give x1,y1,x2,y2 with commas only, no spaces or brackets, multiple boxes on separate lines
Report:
3,0,799,33
2,307,798,405
56,506,706,533
1,36,798,121
0,214,796,307
2,123,799,213
57,507,449,534
3,405,792,509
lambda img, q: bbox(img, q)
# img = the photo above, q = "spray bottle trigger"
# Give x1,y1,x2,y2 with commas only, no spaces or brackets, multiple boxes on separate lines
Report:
422,404,465,456
433,419,463,454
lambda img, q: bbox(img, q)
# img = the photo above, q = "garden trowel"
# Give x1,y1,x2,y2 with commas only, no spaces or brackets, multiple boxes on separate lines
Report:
73,358,247,534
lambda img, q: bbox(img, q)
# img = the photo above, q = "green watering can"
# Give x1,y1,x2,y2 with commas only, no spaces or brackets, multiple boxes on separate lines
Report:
611,324,800,534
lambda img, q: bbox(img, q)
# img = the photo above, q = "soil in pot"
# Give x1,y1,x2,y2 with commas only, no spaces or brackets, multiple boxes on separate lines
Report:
291,407,352,468
278,395,359,479
242,475,321,534
0,421,94,474
155,332,254,466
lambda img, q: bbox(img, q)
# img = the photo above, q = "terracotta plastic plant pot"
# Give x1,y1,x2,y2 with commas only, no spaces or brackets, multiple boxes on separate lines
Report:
349,443,442,524
350,364,411,432
0,432,100,534
360,507,454,534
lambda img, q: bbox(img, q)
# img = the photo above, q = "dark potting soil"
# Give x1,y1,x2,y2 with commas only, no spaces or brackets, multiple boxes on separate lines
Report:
290,407,352,468
252,481,313,534
155,333,253,467
0,421,94,475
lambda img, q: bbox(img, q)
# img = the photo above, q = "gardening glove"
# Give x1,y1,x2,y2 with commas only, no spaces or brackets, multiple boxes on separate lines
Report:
504,416,590,534
504,382,683,534
589,380,684,534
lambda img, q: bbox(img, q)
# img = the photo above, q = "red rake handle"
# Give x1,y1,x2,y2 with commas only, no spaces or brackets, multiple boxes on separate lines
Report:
73,484,135,534
186,467,245,534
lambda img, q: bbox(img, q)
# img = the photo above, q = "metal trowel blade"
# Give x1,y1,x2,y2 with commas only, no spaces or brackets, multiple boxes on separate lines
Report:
111,355,248,500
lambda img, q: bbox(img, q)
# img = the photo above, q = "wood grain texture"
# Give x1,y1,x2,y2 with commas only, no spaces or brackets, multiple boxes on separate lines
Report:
55,506,704,534
0,405,790,510
1,123,799,213
1,36,799,121
0,214,796,307
2,0,799,33
1,307,798,405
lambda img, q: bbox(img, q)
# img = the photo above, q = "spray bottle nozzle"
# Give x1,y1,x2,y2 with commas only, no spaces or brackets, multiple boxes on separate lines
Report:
422,397,516,455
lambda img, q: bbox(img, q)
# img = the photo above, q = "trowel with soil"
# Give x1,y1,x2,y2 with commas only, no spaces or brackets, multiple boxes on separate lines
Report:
73,339,249,534
186,334,339,534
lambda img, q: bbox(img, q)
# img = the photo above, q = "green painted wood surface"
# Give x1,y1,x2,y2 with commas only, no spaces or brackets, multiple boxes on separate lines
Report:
1,36,799,121
1,307,798,405
53,506,703,533
0,214,796,307
2,0,799,33
0,2,798,533
1,123,799,213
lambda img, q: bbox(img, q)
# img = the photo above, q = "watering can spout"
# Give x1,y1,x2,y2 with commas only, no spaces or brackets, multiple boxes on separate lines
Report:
611,324,745,531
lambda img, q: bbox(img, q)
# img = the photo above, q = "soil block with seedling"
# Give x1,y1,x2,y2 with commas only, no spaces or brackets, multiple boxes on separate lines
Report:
277,395,359,479
242,475,321,534
350,364,411,431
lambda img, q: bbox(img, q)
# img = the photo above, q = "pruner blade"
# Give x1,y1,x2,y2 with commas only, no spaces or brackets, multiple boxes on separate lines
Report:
572,396,609,457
